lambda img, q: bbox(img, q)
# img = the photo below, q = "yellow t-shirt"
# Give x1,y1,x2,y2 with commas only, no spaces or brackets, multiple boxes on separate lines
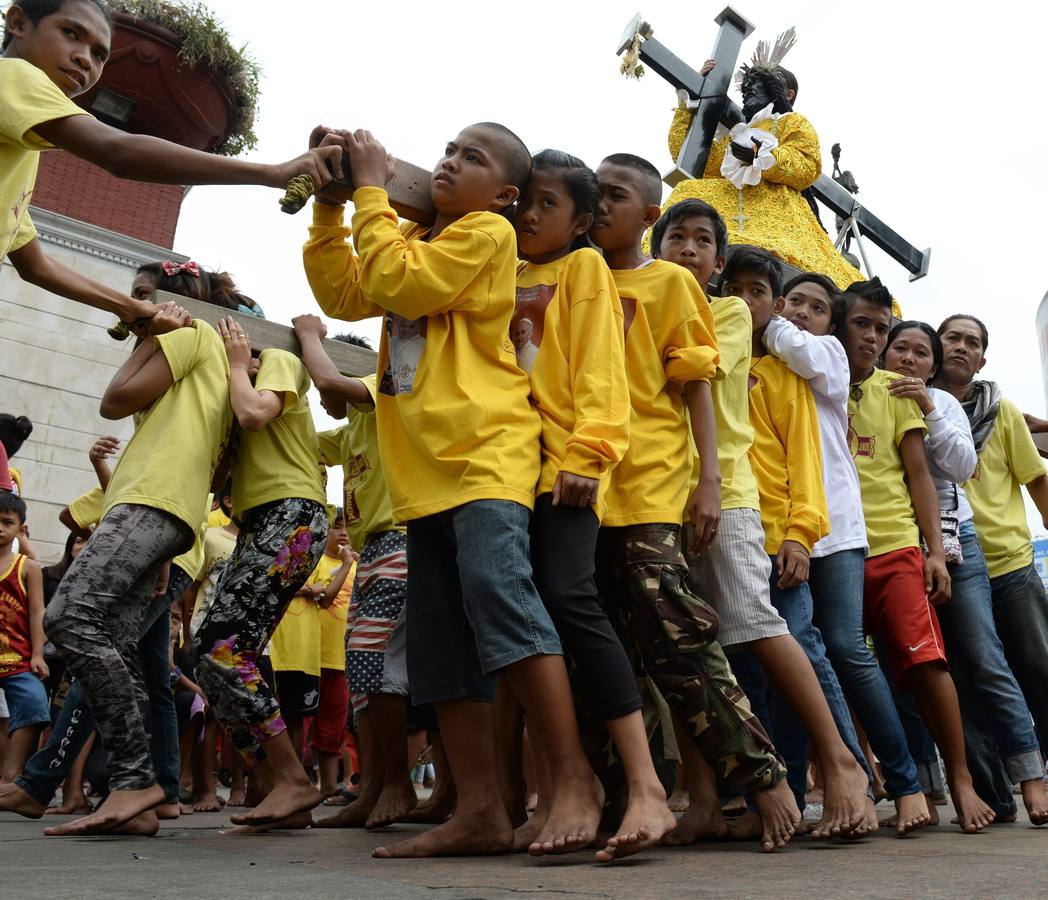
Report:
68,485,104,530
703,297,761,512
269,593,321,676
748,355,830,554
189,525,237,635
516,249,629,520
603,260,719,526
311,552,355,671
172,492,213,582
208,507,231,529
232,349,326,517
965,397,1048,578
316,375,402,551
303,189,542,521
0,59,89,260
847,368,927,557
103,321,232,537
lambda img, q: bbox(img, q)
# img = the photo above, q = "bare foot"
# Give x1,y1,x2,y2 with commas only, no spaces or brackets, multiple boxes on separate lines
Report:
401,788,455,825
512,802,547,852
43,785,165,836
154,802,181,820
314,785,379,829
751,779,801,852
43,792,92,816
663,796,728,846
0,782,46,819
726,809,762,841
528,775,604,857
222,810,313,834
192,792,223,813
596,789,677,861
110,810,160,836
227,787,248,808
860,796,880,837
951,778,995,834
373,810,513,858
892,791,931,836
229,780,319,827
811,759,868,840
526,792,538,813
667,787,690,812
179,802,194,816
721,795,747,816
1021,779,1048,826
366,780,418,829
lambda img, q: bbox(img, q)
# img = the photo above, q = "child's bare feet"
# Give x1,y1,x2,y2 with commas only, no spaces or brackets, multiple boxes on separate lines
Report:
892,791,931,835
667,787,690,812
811,758,868,840
44,785,165,836
192,791,223,813
154,801,182,820
951,778,995,833
663,795,728,845
528,774,604,856
366,779,418,829
229,780,319,827
43,792,92,816
1021,779,1048,826
314,784,379,828
226,786,248,808
0,782,46,818
595,788,677,861
373,809,513,858
751,779,802,852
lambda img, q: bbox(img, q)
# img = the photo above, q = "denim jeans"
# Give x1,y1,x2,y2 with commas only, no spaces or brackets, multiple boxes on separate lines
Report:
406,500,562,706
809,550,922,798
761,565,872,809
18,566,190,806
937,522,1043,811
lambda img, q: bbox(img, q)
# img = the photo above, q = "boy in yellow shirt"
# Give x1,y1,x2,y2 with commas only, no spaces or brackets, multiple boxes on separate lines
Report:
837,282,995,833
1,0,341,327
589,153,799,854
302,124,601,858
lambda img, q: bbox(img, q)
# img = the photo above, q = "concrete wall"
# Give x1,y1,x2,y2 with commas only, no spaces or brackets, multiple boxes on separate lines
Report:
1,207,186,563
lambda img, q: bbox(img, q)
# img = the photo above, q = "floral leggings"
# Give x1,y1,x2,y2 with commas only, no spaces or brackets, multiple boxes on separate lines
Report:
195,498,328,765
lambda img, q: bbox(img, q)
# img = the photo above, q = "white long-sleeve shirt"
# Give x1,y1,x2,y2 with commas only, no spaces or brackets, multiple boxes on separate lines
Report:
763,316,868,557
924,387,977,523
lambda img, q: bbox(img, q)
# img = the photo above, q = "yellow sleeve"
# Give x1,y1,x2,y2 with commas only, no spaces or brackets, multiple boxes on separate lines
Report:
155,321,207,383
67,486,104,530
561,257,630,479
764,113,821,191
317,427,346,468
302,202,385,321
780,382,830,551
664,272,719,386
893,396,928,445
999,400,1048,486
0,60,89,149
351,187,510,318
256,349,308,414
668,103,693,162
711,298,752,379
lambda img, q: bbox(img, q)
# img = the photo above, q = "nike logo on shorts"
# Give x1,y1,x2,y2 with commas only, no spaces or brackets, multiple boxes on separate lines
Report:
908,641,928,652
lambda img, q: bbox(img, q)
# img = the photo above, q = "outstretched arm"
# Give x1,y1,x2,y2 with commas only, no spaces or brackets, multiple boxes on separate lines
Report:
292,316,374,407
685,380,721,554
26,559,48,680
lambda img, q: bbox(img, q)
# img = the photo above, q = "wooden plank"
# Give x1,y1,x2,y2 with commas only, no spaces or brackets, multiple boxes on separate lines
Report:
153,290,379,378
293,156,436,226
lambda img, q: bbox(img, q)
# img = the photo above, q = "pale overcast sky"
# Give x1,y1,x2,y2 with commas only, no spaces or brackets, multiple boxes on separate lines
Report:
171,0,1048,535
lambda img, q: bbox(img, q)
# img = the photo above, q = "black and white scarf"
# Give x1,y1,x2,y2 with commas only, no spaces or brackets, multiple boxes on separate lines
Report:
960,380,1002,453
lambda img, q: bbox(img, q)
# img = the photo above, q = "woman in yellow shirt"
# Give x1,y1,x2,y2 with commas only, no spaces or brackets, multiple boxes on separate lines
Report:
193,318,329,834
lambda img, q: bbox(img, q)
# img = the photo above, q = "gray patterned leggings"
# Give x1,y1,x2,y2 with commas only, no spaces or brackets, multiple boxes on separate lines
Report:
195,498,328,766
44,504,192,792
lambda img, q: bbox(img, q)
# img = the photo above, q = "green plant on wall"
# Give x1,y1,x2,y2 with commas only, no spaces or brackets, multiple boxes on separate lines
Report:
109,0,260,156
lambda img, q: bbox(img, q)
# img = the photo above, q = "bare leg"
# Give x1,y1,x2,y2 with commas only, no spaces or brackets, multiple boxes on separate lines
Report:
1,724,41,783
494,678,527,827
192,720,222,812
664,714,728,845
749,636,869,839
315,709,380,828
227,753,247,807
317,751,340,798
907,663,995,834
511,727,552,851
228,731,319,826
364,693,416,828
402,733,456,824
667,762,690,812
373,700,513,858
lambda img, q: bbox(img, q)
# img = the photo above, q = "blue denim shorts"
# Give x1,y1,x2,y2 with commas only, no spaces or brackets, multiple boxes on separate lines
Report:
0,670,51,732
406,500,562,705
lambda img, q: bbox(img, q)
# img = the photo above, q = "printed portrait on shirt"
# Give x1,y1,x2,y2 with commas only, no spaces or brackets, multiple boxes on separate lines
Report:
846,415,876,459
343,450,372,526
380,313,428,396
511,283,556,372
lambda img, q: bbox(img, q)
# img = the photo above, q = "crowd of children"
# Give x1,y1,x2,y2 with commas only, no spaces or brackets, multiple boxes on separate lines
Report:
1,0,1048,866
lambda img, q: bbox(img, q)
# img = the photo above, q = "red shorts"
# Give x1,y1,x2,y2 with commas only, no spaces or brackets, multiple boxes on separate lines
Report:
311,667,350,754
863,546,947,683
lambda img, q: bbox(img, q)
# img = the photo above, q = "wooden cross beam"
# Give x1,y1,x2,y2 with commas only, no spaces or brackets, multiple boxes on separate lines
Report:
618,11,932,281
153,290,379,378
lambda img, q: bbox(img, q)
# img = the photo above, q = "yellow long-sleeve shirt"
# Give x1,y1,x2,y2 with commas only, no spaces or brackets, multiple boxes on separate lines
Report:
748,354,830,554
604,260,719,526
515,249,629,520
303,189,541,521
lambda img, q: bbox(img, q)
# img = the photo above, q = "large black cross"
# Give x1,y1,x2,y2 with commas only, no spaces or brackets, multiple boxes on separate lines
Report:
617,11,931,281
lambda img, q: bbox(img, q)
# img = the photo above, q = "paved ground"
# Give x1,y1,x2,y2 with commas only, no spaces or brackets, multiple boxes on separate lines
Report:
3,800,1047,899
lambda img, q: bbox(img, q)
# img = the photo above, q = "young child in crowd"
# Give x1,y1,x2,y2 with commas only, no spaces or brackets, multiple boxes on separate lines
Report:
193,317,330,833
835,280,995,833
292,319,416,832
652,203,875,840
303,123,603,859
506,148,674,860
1,0,342,327
0,492,47,783
589,154,799,853
0,415,32,496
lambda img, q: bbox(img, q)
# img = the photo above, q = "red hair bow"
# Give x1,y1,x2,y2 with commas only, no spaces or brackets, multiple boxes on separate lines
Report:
161,260,200,277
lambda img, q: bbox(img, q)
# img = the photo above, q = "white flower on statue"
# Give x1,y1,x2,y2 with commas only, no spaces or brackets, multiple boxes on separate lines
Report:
720,102,780,189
